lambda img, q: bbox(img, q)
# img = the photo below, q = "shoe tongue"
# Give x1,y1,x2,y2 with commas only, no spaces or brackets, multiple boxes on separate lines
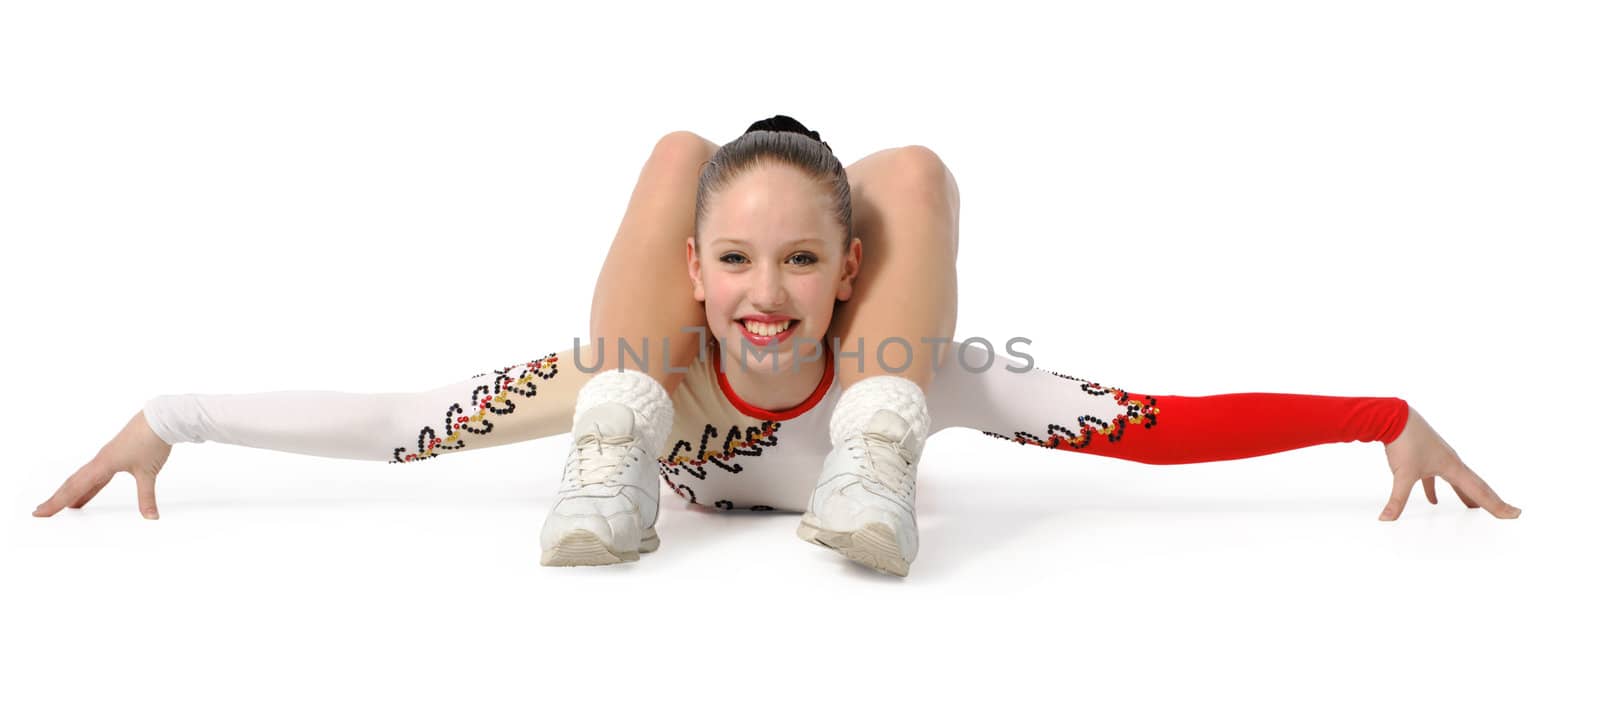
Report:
864,408,909,439
576,403,637,438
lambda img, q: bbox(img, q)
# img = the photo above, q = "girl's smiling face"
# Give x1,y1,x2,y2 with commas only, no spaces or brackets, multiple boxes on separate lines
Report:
688,161,861,374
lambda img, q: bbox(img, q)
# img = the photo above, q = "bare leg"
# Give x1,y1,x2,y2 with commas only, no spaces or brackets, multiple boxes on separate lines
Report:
797,147,960,578
831,146,961,391
585,131,719,390
541,132,718,567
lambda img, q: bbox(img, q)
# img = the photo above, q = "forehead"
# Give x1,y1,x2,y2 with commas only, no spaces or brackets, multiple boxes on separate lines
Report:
704,163,834,231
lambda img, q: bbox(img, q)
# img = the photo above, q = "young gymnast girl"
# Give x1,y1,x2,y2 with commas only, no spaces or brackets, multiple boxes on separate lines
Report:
32,116,1521,577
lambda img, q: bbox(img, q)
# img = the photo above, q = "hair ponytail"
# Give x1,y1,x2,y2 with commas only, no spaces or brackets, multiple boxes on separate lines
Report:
743,114,832,154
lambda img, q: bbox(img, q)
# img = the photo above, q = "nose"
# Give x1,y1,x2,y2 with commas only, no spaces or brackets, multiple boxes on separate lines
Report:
749,262,788,308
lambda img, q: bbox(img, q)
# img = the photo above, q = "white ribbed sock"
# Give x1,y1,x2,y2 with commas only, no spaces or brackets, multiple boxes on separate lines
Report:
571,368,675,457
828,374,931,459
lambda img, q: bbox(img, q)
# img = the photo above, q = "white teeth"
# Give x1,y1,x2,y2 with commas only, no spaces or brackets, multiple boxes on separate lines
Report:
742,319,795,337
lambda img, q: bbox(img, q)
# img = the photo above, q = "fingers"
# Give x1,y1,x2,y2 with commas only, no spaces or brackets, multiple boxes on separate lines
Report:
1443,464,1521,519
1379,476,1416,521
70,473,114,509
34,468,97,517
134,470,160,520
35,469,167,519
1448,481,1480,509
1423,476,1439,505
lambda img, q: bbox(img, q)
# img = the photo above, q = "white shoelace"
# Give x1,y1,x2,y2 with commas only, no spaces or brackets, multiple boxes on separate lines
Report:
846,428,916,500
567,433,637,487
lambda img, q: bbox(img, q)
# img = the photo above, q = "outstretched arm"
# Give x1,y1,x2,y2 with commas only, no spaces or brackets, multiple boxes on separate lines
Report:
925,348,1519,519
35,345,598,519
928,352,1406,462
142,345,591,462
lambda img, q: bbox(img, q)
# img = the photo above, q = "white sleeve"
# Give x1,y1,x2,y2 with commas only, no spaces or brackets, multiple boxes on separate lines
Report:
925,348,1134,439
142,347,588,463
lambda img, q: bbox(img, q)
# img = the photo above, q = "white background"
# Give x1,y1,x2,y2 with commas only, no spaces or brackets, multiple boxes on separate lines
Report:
3,1,1594,698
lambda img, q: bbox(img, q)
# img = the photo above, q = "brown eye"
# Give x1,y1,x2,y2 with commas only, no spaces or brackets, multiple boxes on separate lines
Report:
788,252,818,266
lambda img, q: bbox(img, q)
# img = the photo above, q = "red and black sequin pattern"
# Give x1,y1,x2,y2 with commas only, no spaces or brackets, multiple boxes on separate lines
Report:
658,473,773,510
659,468,698,505
656,421,783,511
389,353,559,463
981,373,1160,451
659,421,782,480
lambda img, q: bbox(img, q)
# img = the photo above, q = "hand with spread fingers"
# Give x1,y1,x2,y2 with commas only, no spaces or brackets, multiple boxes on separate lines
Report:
1379,406,1520,521
34,411,174,520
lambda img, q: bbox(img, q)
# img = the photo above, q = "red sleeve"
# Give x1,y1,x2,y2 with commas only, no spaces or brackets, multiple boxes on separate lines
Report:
928,363,1409,465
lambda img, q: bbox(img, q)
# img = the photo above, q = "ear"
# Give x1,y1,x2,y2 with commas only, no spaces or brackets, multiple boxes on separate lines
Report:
836,236,863,302
687,236,706,302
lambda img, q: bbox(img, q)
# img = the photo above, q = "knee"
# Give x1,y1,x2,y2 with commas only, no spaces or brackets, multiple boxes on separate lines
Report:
884,145,960,212
650,131,719,176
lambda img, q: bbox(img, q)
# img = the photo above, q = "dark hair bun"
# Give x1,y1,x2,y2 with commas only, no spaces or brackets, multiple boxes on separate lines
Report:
744,114,830,153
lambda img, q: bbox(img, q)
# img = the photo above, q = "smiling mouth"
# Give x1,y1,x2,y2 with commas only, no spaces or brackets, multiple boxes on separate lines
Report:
739,319,798,338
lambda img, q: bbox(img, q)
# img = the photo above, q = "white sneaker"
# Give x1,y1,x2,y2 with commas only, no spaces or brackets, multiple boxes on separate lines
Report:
797,409,920,577
540,402,661,566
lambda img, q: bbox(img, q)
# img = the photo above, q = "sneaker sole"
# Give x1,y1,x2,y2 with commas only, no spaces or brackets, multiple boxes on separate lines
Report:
796,514,910,577
540,526,659,567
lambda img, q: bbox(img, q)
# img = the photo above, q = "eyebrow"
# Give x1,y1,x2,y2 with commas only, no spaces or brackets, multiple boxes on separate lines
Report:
711,237,826,246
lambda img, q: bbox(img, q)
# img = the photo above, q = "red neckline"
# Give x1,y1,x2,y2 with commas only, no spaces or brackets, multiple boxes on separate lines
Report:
711,338,835,421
